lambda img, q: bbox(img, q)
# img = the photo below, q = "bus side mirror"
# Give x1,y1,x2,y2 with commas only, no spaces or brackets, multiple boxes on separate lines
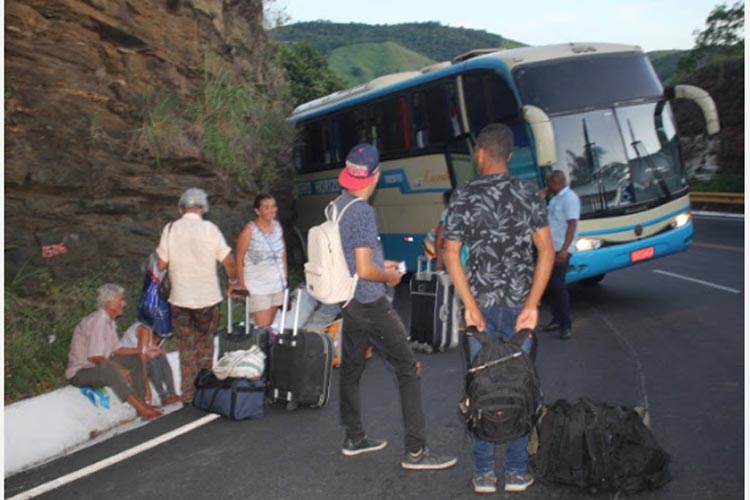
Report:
669,84,721,136
522,105,556,167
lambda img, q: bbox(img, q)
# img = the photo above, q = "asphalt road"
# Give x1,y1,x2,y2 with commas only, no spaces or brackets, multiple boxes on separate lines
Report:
5,215,744,500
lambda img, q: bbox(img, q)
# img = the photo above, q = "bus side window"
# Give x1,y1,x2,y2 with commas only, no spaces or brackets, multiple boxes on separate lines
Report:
380,96,410,155
412,92,429,149
463,71,519,132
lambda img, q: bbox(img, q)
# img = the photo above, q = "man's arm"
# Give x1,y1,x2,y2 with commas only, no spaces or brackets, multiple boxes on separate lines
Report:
444,239,484,331
516,226,555,331
354,247,403,287
556,219,578,264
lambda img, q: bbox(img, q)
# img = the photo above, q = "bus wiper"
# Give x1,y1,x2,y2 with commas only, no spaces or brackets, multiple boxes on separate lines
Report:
627,119,670,198
582,118,607,211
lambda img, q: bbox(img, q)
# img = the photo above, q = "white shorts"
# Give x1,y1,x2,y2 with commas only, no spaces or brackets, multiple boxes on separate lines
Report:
248,290,284,313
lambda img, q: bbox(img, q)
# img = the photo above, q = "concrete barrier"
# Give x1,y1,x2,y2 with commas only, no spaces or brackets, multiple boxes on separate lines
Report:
4,289,317,478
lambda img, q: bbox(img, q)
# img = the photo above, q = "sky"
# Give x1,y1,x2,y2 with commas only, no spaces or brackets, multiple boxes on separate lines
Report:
270,0,726,53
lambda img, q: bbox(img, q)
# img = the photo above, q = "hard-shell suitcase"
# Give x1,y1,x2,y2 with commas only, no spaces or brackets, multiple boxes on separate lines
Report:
217,291,255,357
269,288,334,410
409,256,460,352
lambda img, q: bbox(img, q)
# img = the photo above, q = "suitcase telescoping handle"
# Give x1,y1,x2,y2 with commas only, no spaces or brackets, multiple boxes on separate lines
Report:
416,255,435,281
278,288,290,334
277,288,302,338
227,289,250,335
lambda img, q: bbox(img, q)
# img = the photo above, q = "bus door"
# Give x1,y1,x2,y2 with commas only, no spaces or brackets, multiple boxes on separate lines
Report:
444,133,478,188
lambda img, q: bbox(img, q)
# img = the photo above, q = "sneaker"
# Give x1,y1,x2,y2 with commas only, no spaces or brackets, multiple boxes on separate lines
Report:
401,448,457,470
472,472,497,494
342,436,388,456
559,328,572,340
504,471,534,492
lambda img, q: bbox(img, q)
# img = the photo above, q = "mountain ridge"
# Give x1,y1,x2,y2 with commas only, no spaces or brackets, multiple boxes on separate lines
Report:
273,21,685,85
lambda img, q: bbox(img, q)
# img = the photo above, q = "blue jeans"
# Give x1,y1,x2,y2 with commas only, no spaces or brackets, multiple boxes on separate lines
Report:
468,306,532,475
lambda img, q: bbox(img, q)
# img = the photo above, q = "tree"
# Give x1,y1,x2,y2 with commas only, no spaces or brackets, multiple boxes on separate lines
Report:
677,2,744,75
276,42,345,107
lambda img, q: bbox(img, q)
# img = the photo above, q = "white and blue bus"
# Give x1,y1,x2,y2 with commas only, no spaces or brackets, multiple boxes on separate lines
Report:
290,43,719,283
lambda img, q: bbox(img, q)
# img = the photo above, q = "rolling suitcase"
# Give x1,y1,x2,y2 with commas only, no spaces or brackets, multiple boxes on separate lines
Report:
217,291,255,357
409,256,460,352
218,291,273,379
269,288,333,410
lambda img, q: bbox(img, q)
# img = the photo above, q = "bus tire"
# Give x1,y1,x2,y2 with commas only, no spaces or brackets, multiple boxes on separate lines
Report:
582,273,606,285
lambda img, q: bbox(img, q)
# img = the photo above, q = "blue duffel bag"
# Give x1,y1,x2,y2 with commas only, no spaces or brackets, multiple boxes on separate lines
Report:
192,369,264,420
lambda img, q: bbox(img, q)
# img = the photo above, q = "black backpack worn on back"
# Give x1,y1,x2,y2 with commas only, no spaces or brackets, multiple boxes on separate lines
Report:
532,398,671,495
459,326,543,443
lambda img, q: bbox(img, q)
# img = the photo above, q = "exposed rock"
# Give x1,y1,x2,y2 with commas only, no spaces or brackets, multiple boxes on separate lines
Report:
672,57,744,179
5,0,291,283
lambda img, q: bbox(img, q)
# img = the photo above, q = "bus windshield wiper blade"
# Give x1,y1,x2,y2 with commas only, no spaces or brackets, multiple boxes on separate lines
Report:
627,119,671,198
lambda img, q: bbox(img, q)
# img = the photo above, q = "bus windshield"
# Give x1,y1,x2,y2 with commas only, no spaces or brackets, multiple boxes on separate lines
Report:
514,51,685,216
549,101,687,216
513,52,663,114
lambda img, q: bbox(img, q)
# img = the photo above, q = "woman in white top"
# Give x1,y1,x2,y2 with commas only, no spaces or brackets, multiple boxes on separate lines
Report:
236,194,287,327
120,321,181,406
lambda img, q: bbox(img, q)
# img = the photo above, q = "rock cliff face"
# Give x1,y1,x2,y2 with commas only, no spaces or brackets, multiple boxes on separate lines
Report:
5,0,288,282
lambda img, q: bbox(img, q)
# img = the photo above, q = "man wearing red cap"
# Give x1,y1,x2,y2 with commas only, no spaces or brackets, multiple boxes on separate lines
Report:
335,144,456,471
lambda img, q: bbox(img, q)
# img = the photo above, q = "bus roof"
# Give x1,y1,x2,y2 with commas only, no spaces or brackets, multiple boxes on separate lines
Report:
291,42,642,120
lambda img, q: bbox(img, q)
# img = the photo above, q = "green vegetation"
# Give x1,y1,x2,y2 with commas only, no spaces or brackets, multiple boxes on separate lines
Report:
4,263,142,403
647,50,687,84
273,21,524,63
329,41,435,86
275,42,345,107
133,64,295,191
690,174,744,193
675,1,744,79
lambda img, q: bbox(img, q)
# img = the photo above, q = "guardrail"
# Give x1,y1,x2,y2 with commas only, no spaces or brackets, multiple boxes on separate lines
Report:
690,191,744,205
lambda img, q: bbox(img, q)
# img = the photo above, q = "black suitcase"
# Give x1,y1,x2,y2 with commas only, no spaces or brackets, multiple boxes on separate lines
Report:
269,288,334,410
217,291,255,357
409,256,460,352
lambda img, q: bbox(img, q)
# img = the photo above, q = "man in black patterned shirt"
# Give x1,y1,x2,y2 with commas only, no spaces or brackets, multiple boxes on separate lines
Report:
443,123,554,494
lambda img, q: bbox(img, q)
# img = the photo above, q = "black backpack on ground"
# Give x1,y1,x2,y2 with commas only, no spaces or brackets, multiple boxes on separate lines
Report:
459,326,543,443
532,398,671,495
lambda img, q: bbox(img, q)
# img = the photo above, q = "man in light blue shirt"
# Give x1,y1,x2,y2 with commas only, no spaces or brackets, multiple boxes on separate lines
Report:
544,171,580,339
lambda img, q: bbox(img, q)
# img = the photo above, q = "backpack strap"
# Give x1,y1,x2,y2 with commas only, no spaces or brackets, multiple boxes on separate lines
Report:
326,196,364,223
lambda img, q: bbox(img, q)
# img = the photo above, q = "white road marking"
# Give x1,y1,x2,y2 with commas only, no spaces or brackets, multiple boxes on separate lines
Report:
8,413,221,500
652,270,742,294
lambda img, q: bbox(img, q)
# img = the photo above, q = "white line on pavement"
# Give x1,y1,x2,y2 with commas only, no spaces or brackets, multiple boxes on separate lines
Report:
9,413,221,500
652,270,742,294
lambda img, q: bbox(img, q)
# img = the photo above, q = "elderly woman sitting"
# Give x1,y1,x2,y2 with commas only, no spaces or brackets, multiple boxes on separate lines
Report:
66,283,162,420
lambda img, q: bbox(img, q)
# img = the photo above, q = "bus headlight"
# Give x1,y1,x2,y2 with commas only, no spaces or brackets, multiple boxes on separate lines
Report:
576,238,603,251
670,212,691,229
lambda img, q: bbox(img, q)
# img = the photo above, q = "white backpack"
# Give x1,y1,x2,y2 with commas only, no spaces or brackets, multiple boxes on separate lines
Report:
304,197,363,304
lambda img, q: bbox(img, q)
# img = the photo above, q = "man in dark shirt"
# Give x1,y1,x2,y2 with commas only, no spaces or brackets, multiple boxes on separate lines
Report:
443,123,554,494
335,143,456,471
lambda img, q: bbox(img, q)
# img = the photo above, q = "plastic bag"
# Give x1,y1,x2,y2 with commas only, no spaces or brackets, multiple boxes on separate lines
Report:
137,253,172,335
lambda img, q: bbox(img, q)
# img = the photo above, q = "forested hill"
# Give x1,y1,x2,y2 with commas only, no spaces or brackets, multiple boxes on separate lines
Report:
272,21,525,62
273,21,684,84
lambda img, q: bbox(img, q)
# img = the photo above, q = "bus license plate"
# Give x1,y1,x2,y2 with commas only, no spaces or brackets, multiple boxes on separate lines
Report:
631,247,655,263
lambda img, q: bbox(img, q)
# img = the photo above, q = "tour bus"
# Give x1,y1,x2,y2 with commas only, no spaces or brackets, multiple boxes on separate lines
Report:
289,43,719,283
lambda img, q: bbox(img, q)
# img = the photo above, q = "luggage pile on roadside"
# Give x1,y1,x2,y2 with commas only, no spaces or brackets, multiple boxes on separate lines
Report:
193,288,333,419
